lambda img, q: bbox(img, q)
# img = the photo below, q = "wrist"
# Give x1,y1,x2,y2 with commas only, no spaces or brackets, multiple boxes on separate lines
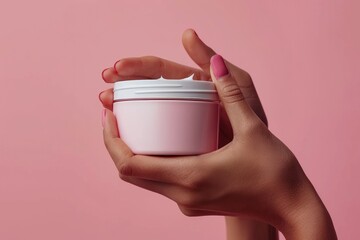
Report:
225,217,278,240
275,175,337,240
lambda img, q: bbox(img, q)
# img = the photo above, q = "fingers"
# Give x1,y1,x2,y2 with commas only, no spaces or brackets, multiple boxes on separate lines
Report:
102,66,150,83
182,29,216,74
120,176,186,202
119,154,202,187
102,108,202,185
102,56,207,83
102,67,119,83
210,55,255,134
114,56,204,79
101,29,216,83
103,109,134,171
99,89,113,110
121,176,222,217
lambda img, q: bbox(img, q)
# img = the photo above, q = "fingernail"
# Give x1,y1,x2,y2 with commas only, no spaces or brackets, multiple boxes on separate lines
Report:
98,91,104,102
113,60,122,74
102,109,106,128
101,68,109,81
210,54,229,79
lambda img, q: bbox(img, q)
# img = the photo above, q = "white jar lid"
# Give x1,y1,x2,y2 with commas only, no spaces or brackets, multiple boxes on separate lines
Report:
113,75,219,101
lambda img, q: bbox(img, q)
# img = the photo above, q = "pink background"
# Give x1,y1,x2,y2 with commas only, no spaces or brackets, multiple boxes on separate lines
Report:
1,0,359,239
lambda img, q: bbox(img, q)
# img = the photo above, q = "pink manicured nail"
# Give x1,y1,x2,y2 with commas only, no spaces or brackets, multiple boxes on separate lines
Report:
101,68,109,81
113,60,122,74
210,54,229,79
98,91,104,102
102,109,106,128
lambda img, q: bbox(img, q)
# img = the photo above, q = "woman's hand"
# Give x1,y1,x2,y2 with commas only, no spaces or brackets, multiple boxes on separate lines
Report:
99,30,337,239
102,52,297,220
100,29,275,239
100,29,266,148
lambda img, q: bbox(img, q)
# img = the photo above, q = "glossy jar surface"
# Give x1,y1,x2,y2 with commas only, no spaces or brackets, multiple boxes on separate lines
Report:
113,76,220,155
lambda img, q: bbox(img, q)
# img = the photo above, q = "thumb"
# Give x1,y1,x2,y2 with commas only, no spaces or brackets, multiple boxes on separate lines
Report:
210,54,255,134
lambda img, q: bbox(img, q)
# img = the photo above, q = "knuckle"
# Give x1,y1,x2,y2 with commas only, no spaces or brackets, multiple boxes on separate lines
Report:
220,83,245,104
178,191,204,208
103,133,135,176
233,118,270,144
114,153,134,176
142,55,156,64
143,55,157,61
144,55,163,67
186,173,205,190
176,160,217,208
183,164,208,190
119,163,133,176
242,70,252,82
143,55,165,77
242,119,267,136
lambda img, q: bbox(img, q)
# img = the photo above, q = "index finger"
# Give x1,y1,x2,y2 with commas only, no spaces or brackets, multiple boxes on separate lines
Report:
102,56,209,83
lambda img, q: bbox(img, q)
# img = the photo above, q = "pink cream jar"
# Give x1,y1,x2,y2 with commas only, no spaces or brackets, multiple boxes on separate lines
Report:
113,76,220,155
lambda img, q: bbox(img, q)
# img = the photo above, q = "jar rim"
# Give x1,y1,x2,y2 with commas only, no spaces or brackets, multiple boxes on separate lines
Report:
113,76,219,101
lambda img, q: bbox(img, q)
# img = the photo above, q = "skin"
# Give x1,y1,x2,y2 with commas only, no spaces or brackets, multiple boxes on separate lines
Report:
99,29,337,240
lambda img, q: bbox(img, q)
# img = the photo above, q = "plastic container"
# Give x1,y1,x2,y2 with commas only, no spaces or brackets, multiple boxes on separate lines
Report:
113,76,220,155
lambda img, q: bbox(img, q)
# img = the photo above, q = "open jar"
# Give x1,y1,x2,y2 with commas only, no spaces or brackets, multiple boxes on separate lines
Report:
113,76,220,155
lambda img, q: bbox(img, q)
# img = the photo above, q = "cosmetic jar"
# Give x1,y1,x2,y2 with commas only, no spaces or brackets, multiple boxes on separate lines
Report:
113,76,220,155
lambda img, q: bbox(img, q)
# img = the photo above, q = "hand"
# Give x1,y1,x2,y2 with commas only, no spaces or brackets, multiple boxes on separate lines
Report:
101,53,336,239
100,28,274,240
102,53,295,219
99,29,267,148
